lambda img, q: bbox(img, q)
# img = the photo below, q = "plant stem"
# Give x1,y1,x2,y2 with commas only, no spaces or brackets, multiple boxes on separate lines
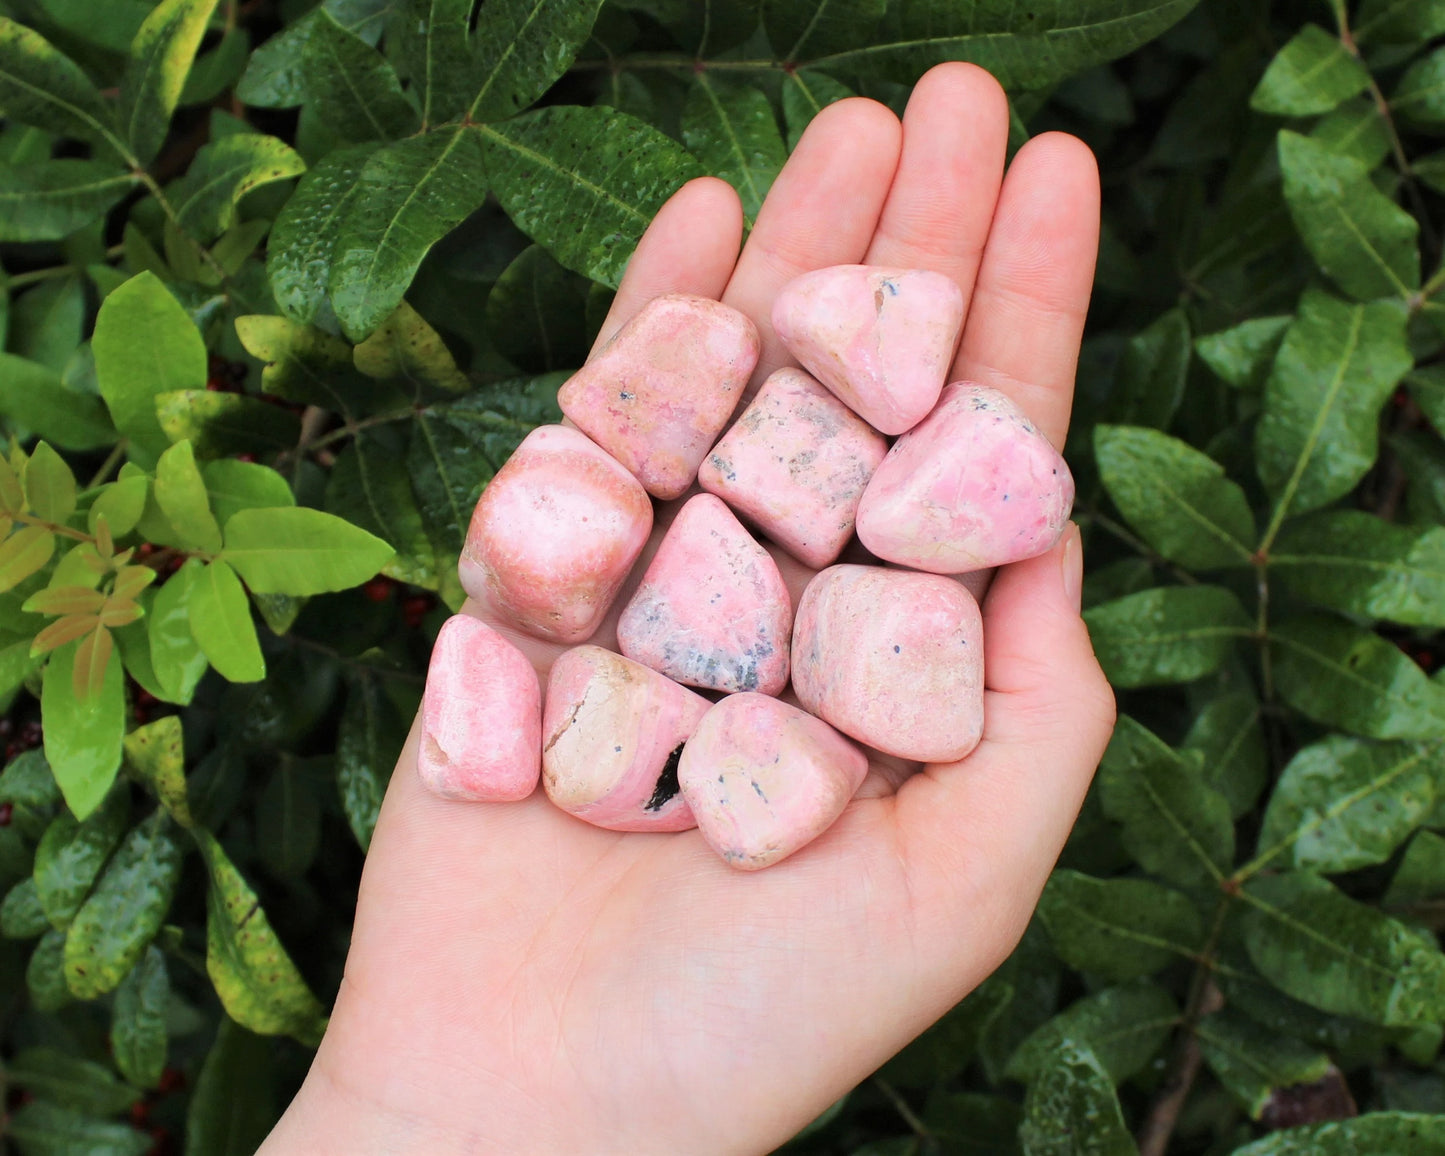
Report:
570,54,779,73
135,170,228,283
1077,507,1201,586
85,441,128,490
13,511,94,544
874,1079,929,1138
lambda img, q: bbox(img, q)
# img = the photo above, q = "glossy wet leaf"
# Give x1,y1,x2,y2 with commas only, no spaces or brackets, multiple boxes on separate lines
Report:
764,0,887,61
32,788,128,929
221,506,394,595
1017,1040,1138,1156
1084,585,1253,687
123,716,193,828
170,132,306,240
465,0,607,124
154,440,223,554
300,10,416,143
145,560,211,705
1193,315,1289,391
1195,1009,1333,1119
1230,1113,1445,1155
1182,689,1268,818
1006,981,1178,1083
111,945,169,1088
0,18,121,154
681,76,787,223
336,675,405,850
0,160,138,242
119,0,222,166
188,560,264,683
1037,870,1203,982
41,642,126,819
1250,25,1369,116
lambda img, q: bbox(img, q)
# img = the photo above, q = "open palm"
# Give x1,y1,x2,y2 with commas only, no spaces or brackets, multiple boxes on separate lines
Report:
261,63,1116,1156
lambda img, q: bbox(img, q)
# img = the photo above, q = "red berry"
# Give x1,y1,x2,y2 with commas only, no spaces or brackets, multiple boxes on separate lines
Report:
205,379,225,392
133,706,150,725
363,576,394,603
402,594,432,628
156,1067,185,1094
0,803,13,828
130,1100,150,1127
236,453,257,464
137,543,157,559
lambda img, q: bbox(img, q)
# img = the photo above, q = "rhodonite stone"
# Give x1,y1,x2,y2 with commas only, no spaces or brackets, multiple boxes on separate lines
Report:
559,294,761,499
698,368,889,569
460,424,653,642
542,646,710,832
856,383,1074,573
419,615,541,801
678,693,868,870
617,494,791,695
792,565,984,763
771,265,964,435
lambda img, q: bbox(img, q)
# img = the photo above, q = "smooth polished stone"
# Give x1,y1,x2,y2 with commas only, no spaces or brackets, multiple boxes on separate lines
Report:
559,294,761,499
698,368,889,569
460,425,653,643
771,265,964,435
678,693,868,871
419,615,541,802
856,383,1074,573
542,646,710,832
617,494,791,695
792,565,984,763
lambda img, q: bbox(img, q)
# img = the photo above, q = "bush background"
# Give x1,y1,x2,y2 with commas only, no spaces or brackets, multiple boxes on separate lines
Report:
3,0,1445,1153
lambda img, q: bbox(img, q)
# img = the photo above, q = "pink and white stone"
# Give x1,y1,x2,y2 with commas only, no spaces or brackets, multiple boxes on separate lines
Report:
559,294,761,500
792,565,984,763
679,693,868,870
697,368,889,569
542,647,709,832
771,266,964,435
617,494,791,695
419,615,542,801
856,383,1074,573
460,424,653,643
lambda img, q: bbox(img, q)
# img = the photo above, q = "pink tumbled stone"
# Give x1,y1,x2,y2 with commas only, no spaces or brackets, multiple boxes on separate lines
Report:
856,383,1074,573
460,425,653,643
697,368,889,569
419,615,541,801
559,294,761,499
617,494,791,695
679,693,868,870
792,565,984,763
771,265,964,435
542,647,709,832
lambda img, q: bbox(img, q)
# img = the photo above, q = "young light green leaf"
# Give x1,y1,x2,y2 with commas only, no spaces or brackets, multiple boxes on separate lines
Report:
1114,306,1190,430
1182,689,1268,819
465,0,606,123
1194,1009,1333,1119
146,560,210,705
193,829,327,1044
1036,870,1204,982
1006,981,1178,1083
1193,315,1290,392
1271,511,1445,627
354,299,469,394
202,460,295,525
221,506,394,595
2,877,48,938
300,10,417,143
33,788,128,929
154,440,223,554
184,1016,279,1155
1094,425,1254,569
1255,288,1412,521
0,18,123,155
1277,131,1419,301
189,560,264,683
781,69,855,150
119,0,223,166
111,945,169,1089
483,247,589,375
1270,614,1445,741
1229,1113,1445,1156
1098,715,1235,889
1083,585,1253,688
27,927,73,1011
5,1100,150,1155
88,476,148,538
480,105,705,289
156,390,303,458
7,1047,140,1115
763,0,886,61
0,353,115,451
681,76,787,223
123,715,193,828
94,272,208,468
1249,24,1369,116
1242,871,1445,1028
336,675,405,850
0,526,56,594
330,125,489,341
23,441,76,526
42,641,126,819
1017,1040,1138,1156
1393,48,1445,128
170,132,306,240
0,160,138,242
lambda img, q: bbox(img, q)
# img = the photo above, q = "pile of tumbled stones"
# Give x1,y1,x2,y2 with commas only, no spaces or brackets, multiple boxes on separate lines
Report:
418,265,1075,870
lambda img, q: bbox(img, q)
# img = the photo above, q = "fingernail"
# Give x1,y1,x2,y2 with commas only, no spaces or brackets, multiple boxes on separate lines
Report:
1061,523,1083,613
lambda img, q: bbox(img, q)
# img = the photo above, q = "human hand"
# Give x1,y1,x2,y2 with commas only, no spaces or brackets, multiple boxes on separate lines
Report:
259,62,1115,1156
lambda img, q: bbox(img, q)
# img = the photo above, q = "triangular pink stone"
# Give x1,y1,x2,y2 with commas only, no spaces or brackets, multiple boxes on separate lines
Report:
617,494,791,695
771,265,964,435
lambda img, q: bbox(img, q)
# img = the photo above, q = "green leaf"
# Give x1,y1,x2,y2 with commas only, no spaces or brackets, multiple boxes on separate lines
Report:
88,476,148,538
1255,289,1412,520
336,675,405,850
1182,689,1268,819
0,526,56,594
170,132,306,240
34,0,153,54
0,353,115,451
184,1016,279,1155
1193,315,1290,392
1389,830,1445,907
94,272,208,468
1228,1113,1445,1155
1083,585,1252,688
1006,981,1178,1083
764,0,886,61
1017,1040,1138,1156
27,927,72,1011
681,76,787,223
154,440,223,553
1394,47,1445,128
324,430,434,587
1270,614,1445,741
0,160,138,242
146,560,211,704
0,749,62,840
1277,131,1419,301
2,877,48,938
180,26,252,104
479,105,705,289
1036,870,1203,982
6,1100,150,1155
330,125,489,341
780,69,855,150
1094,425,1254,569
64,811,183,998
299,10,416,143
24,441,76,525
483,247,589,375
188,560,264,682
1098,715,1234,889
265,144,376,327
33,788,128,929
1194,1009,1332,1119
111,945,169,1089
41,642,125,819
1249,24,1370,117
8,1047,139,1115
12,274,84,372
119,0,223,166
1114,307,1190,430
1253,735,1443,875
202,459,295,524
221,506,394,595
234,314,394,416
1271,511,1445,627
193,829,327,1044
464,0,606,123
256,761,321,879
385,0,473,126
1310,96,1392,169
123,715,193,828
1356,0,1445,43
1243,871,1445,1028
354,299,469,395
0,17,121,155
156,390,302,459
1407,366,1445,435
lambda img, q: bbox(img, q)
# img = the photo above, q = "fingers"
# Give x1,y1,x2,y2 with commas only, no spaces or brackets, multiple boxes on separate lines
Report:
723,97,903,382
863,63,1009,322
952,132,1100,449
